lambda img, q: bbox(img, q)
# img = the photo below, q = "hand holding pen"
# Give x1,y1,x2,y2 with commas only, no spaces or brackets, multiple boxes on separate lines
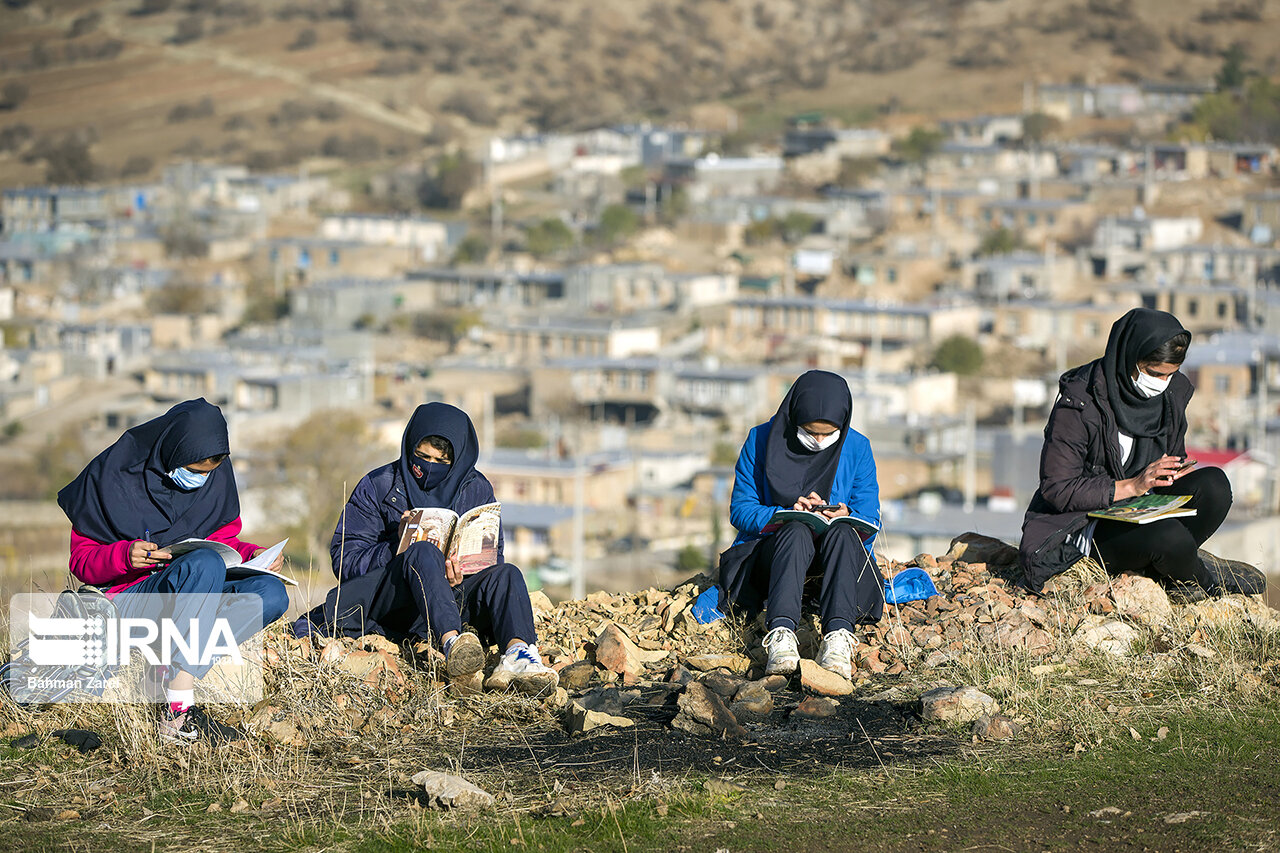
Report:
129,530,171,571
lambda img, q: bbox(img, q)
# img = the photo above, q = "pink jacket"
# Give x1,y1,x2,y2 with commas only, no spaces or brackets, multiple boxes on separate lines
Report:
69,518,261,596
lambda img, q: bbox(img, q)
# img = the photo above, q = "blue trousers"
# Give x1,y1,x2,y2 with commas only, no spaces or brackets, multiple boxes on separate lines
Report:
112,550,289,679
292,541,538,649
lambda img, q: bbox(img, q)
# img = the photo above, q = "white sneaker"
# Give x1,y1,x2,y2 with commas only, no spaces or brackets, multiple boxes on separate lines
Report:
816,628,856,680
484,643,558,694
762,626,800,676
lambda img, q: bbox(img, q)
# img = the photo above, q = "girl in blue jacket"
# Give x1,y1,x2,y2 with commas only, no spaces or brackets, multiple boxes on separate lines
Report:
719,370,883,679
293,403,556,693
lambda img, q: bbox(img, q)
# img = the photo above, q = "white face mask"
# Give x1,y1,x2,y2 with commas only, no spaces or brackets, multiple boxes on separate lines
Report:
1133,370,1172,399
796,427,840,452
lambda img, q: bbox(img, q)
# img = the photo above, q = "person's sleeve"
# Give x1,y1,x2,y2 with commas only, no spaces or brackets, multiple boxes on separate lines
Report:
843,437,881,548
1038,406,1116,512
728,428,783,537
68,529,138,586
204,517,260,562
329,479,395,580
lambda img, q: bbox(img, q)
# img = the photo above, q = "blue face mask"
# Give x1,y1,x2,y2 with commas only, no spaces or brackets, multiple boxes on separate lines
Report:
167,466,210,491
411,460,451,491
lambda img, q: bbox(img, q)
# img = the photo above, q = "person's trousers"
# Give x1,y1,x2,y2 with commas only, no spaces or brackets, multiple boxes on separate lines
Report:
1092,466,1232,585
112,549,290,679
292,541,537,649
755,520,884,633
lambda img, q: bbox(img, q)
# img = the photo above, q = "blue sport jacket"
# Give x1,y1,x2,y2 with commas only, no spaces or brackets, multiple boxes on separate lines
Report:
329,461,505,580
728,421,881,550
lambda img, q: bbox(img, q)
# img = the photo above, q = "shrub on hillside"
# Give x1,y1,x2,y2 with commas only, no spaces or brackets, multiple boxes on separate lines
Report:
171,15,205,44
67,10,102,38
0,82,28,111
288,27,317,50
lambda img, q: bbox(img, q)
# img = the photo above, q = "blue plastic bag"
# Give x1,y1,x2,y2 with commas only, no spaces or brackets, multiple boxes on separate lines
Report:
691,585,726,624
883,567,939,605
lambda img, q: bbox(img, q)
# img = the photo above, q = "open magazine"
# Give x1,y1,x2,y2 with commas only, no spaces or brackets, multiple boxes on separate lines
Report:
163,538,297,585
763,509,880,539
397,502,501,575
1087,494,1197,525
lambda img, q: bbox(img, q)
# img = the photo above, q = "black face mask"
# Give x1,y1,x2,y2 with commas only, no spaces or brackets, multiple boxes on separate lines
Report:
411,459,450,490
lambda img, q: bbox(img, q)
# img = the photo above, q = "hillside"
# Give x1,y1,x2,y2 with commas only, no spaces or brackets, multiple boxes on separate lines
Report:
0,0,1276,186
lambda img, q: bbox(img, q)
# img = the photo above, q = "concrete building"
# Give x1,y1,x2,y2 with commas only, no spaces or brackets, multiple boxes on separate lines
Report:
319,214,464,263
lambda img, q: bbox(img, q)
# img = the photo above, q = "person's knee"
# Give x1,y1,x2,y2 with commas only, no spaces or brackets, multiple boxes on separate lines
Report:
1197,466,1233,506
487,561,526,590
402,542,446,573
256,579,289,624
823,523,859,544
168,549,226,589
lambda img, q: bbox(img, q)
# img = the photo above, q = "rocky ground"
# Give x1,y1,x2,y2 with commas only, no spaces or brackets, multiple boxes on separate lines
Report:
237,532,1278,763
2,531,1276,850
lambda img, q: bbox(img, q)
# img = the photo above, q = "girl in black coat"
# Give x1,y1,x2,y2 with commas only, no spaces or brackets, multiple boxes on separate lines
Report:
1019,308,1265,600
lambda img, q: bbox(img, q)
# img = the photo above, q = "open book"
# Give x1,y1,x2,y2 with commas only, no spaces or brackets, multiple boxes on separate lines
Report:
763,509,880,539
163,538,297,586
397,502,501,576
1088,494,1197,525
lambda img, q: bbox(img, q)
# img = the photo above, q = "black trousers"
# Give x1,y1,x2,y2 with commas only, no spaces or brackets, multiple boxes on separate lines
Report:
1092,466,1232,585
292,541,538,649
751,520,884,633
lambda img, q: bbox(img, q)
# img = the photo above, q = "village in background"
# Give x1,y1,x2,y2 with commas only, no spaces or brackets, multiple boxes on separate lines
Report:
2,2,1280,614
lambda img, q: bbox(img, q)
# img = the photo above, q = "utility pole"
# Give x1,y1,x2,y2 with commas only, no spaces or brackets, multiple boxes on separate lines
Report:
963,402,977,513
572,447,586,601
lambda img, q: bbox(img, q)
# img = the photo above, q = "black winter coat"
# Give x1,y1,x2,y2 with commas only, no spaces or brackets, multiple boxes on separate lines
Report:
1019,360,1191,591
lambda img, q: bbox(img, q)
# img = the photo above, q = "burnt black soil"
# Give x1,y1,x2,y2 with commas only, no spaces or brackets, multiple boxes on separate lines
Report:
458,685,957,783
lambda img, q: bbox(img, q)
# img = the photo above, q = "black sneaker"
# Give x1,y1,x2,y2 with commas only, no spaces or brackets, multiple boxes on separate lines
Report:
159,705,245,745
1198,549,1267,596
1164,579,1209,605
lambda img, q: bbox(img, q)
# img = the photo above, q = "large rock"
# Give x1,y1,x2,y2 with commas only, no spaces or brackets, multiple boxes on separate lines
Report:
946,533,1019,567
673,682,745,737
728,681,774,723
684,654,752,675
335,650,385,686
528,590,554,615
1074,619,1139,656
558,660,596,691
567,705,635,733
410,771,495,810
792,696,840,719
1109,574,1173,629
700,671,747,698
920,686,999,723
972,714,1022,741
798,659,853,697
594,623,643,683
566,689,637,733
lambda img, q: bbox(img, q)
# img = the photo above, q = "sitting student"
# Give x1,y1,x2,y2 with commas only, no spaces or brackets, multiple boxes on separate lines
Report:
57,398,289,744
1020,308,1265,600
718,370,883,679
293,403,557,692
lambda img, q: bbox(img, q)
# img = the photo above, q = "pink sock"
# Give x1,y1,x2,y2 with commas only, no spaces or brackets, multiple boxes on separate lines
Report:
166,687,194,714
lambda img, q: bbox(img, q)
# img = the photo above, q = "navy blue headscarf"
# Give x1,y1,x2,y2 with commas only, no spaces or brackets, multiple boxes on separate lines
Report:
57,398,239,545
399,403,479,511
764,370,852,507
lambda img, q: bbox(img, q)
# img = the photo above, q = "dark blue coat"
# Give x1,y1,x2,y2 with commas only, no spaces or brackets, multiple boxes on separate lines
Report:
329,461,504,580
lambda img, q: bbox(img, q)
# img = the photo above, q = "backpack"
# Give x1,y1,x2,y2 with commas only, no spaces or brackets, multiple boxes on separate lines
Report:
2,585,119,704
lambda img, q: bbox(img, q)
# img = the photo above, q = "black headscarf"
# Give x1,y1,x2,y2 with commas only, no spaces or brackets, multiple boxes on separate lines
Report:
398,402,479,511
763,370,852,507
57,398,239,545
1100,308,1191,477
